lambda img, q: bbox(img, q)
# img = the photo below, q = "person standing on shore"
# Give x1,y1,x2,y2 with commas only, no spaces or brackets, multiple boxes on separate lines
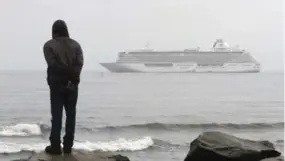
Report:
43,19,84,154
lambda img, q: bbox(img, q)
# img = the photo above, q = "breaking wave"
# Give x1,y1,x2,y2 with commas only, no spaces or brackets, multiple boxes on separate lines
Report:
0,124,43,136
0,122,283,137
0,134,282,154
0,136,154,154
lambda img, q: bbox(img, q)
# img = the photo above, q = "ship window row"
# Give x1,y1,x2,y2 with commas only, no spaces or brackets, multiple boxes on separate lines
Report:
117,55,253,63
119,55,238,60
144,63,173,67
118,55,238,61
119,52,243,57
119,51,243,54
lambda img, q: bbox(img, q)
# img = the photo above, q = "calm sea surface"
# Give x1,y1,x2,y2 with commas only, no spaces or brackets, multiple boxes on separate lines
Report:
0,71,283,161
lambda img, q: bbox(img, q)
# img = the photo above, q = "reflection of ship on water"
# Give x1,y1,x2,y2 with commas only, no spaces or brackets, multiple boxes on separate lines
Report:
100,39,260,73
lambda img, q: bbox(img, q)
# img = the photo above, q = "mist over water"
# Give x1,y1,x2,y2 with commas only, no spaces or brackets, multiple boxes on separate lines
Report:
0,0,283,160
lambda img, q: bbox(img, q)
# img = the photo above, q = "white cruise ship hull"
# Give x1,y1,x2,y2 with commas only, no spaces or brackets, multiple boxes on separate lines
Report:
100,63,260,73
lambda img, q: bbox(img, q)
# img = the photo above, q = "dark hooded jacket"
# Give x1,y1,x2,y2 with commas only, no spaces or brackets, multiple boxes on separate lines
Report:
43,20,83,87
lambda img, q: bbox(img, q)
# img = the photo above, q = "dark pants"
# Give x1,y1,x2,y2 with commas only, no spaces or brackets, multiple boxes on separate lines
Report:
49,86,78,148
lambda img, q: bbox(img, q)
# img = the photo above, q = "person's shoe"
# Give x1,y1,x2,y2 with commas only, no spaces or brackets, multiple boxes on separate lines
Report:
45,145,62,155
63,147,72,154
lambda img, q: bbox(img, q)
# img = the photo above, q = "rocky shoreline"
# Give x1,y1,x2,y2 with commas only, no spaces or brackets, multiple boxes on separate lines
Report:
13,131,283,161
13,151,130,161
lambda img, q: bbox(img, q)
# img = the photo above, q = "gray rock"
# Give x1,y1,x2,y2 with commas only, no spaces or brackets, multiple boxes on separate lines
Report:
184,131,281,161
261,156,284,161
13,151,130,161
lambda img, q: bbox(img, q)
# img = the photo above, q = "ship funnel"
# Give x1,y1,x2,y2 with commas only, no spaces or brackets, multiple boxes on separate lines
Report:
212,39,230,50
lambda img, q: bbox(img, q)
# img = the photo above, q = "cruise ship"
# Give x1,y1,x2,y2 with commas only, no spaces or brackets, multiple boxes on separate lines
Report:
100,39,260,73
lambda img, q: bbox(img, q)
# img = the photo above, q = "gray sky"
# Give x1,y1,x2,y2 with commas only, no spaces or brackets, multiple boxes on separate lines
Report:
0,0,283,71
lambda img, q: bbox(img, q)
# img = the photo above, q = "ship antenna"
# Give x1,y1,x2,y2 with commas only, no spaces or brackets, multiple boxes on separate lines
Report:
144,41,150,49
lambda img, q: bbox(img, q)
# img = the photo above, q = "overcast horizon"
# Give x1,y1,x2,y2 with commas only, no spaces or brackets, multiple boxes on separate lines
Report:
0,0,284,72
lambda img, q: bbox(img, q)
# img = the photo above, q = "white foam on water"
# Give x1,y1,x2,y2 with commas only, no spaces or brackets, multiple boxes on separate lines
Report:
0,136,154,153
0,124,42,136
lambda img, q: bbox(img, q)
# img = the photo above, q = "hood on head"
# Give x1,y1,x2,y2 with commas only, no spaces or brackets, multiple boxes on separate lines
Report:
52,20,69,39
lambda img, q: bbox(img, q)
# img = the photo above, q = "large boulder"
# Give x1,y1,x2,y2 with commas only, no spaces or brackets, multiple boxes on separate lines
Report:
184,131,281,161
261,156,284,161
13,150,130,161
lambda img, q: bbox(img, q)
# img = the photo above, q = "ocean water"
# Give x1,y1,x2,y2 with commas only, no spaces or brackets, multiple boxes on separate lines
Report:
0,71,283,161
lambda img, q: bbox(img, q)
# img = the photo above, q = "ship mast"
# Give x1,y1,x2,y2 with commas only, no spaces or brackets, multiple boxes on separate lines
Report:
143,41,150,49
